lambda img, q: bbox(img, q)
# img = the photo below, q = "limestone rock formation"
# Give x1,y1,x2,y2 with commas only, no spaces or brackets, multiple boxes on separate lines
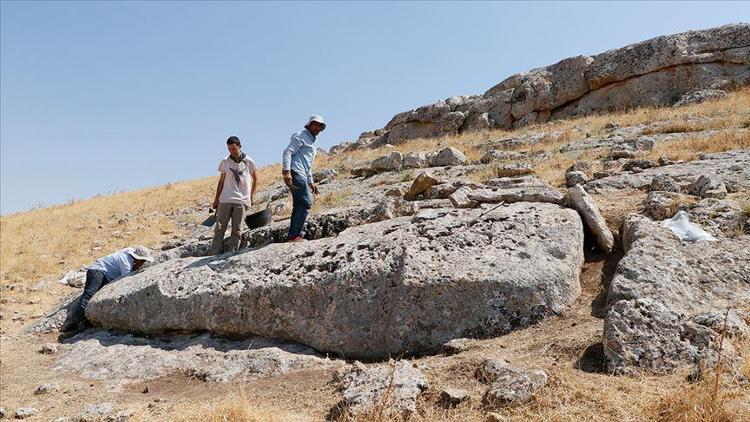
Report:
86,203,584,359
330,24,749,149
565,185,614,253
603,214,750,374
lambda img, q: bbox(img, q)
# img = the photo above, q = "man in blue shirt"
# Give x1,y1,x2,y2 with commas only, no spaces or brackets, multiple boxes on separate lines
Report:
64,246,154,331
282,115,325,242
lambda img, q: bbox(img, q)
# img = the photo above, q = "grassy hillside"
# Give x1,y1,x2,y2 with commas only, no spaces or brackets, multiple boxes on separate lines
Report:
1,88,749,421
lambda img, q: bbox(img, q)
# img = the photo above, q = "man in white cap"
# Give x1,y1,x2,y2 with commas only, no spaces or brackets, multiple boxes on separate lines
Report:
282,115,325,242
64,245,154,331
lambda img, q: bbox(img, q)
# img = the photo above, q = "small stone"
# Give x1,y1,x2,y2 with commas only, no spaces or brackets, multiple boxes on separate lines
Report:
430,147,467,167
449,187,478,209
39,343,59,354
658,156,676,166
649,174,680,192
80,402,114,419
14,407,38,419
35,382,59,395
609,149,635,159
688,175,727,199
604,122,620,130
643,191,682,221
407,172,439,198
565,170,589,187
371,151,404,172
439,388,470,408
494,162,534,178
486,412,507,422
385,188,404,197
623,159,657,172
441,338,473,355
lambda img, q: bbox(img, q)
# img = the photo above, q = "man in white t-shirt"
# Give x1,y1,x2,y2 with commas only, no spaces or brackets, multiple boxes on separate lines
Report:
210,136,258,254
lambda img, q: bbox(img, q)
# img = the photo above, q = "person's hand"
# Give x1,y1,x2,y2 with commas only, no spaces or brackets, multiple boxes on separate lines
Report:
283,172,294,189
212,199,219,210
310,183,319,195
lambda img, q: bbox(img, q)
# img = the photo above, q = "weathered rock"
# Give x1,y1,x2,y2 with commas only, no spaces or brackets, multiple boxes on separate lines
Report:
649,174,680,192
371,151,403,172
87,204,584,359
673,89,727,107
448,186,477,209
623,159,657,172
332,361,428,418
25,292,81,334
78,402,114,421
424,183,458,200
609,149,636,160
658,156,677,166
385,187,404,197
468,177,564,205
565,171,589,187
586,150,750,194
439,388,470,408
687,198,747,236
35,382,59,395
565,185,614,253
567,161,593,174
14,408,38,419
402,152,429,169
477,359,548,407
441,338,474,355
604,298,736,375
687,175,727,199
480,150,528,164
430,147,467,167
54,330,334,383
407,172,439,198
351,167,377,178
603,214,750,374
313,169,337,183
494,162,534,178
40,343,59,354
642,191,683,220
692,310,749,339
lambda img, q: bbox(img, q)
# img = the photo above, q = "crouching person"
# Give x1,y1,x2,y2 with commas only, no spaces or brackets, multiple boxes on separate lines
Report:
64,246,154,331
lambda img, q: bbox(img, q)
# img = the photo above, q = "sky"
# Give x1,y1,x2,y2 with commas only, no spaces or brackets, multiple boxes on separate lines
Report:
1,1,747,215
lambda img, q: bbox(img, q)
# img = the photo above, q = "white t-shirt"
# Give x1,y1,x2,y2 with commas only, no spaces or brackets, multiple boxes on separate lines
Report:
218,155,256,205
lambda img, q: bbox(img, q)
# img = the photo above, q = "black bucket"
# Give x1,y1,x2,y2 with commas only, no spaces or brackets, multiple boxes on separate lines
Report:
245,207,273,230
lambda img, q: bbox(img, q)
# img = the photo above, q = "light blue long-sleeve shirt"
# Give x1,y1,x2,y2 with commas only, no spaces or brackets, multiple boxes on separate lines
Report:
282,129,317,185
87,248,135,281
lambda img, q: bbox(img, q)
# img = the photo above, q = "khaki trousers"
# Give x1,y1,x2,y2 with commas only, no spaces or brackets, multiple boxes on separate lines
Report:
210,203,247,254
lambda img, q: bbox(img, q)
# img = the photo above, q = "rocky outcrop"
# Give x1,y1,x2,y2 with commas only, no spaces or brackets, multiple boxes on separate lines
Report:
603,214,750,374
86,203,584,359
54,330,336,383
333,24,750,149
585,149,750,194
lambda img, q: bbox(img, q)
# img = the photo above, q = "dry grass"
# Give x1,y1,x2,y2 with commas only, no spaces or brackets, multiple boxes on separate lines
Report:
646,131,750,162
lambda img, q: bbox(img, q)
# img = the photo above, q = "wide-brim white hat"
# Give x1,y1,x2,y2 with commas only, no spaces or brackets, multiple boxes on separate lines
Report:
308,114,326,129
127,246,155,262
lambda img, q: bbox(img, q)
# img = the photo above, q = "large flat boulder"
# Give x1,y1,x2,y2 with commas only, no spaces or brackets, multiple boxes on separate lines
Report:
54,330,336,383
603,214,750,374
87,203,584,359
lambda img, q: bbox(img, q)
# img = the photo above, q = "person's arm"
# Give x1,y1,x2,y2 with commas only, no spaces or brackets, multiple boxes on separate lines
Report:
308,148,318,194
213,173,226,209
282,135,302,188
250,169,258,203
213,160,226,209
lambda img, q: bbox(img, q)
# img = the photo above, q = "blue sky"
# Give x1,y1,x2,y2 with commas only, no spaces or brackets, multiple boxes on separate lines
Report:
1,1,747,214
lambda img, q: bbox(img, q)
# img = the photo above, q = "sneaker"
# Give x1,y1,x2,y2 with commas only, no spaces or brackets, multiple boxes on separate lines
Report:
288,236,307,242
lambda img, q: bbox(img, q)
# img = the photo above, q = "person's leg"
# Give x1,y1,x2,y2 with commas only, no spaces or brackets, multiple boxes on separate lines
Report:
74,269,107,322
210,203,232,254
227,204,245,251
288,172,312,239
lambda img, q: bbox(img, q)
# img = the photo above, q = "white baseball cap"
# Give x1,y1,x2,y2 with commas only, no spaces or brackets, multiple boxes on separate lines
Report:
308,114,326,129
